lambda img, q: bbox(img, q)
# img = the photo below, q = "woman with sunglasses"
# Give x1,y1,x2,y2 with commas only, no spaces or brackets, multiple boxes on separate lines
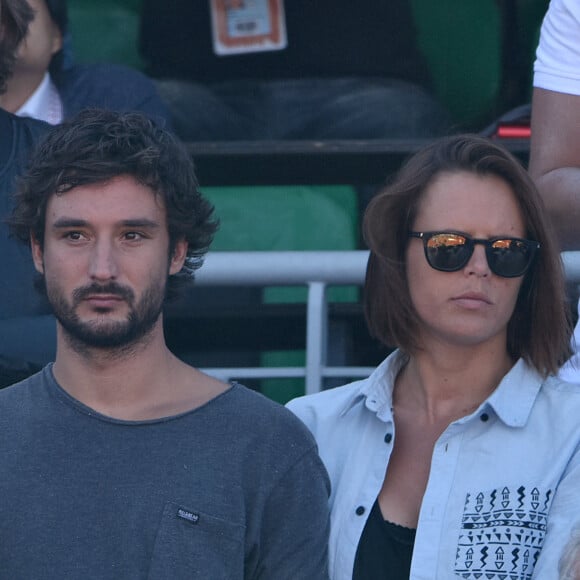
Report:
288,134,580,579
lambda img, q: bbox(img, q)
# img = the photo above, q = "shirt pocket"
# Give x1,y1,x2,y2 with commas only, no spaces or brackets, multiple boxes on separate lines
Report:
454,484,553,580
147,501,246,580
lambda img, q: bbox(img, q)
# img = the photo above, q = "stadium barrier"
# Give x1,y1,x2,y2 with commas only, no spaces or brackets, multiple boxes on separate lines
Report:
192,250,580,394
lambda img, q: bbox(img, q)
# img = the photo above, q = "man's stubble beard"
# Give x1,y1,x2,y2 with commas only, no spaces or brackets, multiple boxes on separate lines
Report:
45,278,167,356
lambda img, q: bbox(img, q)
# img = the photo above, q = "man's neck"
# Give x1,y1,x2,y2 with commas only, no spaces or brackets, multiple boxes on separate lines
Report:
396,339,513,425
52,324,229,421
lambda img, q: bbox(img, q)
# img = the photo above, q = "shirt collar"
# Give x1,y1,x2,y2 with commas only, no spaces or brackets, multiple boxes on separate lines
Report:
338,351,543,428
339,350,407,421
16,72,63,125
481,358,543,427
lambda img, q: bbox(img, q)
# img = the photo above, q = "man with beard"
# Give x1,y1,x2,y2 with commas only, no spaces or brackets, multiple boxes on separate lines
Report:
0,108,330,579
0,0,52,386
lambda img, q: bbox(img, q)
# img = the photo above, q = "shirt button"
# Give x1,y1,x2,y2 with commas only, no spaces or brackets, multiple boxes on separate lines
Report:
384,433,393,444
355,506,365,516
480,413,489,422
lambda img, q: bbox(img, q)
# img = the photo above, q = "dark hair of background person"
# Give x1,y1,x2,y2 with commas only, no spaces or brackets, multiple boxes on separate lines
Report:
43,0,67,74
0,0,34,92
43,0,66,33
9,108,219,298
363,134,572,377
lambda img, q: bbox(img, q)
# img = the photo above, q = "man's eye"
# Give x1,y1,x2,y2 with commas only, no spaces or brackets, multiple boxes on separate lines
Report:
124,232,144,241
65,231,84,241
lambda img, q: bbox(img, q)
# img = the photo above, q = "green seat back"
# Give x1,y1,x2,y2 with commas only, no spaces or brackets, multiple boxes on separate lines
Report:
514,0,550,103
411,0,502,129
203,184,360,404
412,0,551,129
67,0,143,69
203,185,360,303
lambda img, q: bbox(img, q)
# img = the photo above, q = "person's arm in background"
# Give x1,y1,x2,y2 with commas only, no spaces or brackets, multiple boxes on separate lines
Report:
529,87,580,250
529,0,580,250
528,0,580,384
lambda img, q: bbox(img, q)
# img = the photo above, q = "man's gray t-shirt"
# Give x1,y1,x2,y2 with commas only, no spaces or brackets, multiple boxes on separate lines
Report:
0,365,330,579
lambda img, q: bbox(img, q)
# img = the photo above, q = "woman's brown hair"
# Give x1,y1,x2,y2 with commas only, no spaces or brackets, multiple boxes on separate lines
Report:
363,134,572,377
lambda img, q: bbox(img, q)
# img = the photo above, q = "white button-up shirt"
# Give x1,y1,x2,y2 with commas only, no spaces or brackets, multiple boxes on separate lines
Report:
287,351,580,579
16,72,63,125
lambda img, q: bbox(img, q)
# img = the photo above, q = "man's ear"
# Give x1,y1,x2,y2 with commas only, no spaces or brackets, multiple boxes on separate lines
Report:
169,238,188,275
30,234,44,274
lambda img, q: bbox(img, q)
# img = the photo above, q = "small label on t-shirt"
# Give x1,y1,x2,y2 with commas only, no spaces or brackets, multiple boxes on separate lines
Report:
177,508,200,524
210,0,287,56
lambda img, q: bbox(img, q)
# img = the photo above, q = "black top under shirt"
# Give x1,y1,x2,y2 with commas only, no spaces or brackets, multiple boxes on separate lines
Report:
353,499,416,580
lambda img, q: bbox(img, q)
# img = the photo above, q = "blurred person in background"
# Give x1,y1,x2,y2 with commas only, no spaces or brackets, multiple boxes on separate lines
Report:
559,525,580,580
1,0,171,126
529,0,580,382
140,0,451,141
0,0,51,387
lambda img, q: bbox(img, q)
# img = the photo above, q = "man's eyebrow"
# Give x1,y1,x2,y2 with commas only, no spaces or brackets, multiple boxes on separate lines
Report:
51,218,161,229
118,219,161,229
52,218,88,229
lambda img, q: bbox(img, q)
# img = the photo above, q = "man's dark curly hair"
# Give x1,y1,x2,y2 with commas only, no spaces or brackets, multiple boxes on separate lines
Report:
0,0,34,93
9,108,218,297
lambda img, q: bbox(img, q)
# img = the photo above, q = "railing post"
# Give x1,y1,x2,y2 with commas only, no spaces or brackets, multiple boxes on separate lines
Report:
305,281,327,395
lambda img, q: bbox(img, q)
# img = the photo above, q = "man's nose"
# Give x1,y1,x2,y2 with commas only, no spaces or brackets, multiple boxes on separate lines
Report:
88,240,119,281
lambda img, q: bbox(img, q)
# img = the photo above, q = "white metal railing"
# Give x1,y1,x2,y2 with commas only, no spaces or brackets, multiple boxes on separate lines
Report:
194,250,580,395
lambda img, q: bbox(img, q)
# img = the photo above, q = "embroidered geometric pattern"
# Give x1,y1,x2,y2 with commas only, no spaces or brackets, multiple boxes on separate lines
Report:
454,485,553,579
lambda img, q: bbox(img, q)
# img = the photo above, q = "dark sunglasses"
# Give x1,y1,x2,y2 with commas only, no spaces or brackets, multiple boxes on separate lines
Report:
409,231,540,278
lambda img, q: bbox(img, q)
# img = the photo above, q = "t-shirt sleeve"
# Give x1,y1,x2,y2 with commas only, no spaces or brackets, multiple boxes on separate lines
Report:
254,444,330,580
534,0,580,95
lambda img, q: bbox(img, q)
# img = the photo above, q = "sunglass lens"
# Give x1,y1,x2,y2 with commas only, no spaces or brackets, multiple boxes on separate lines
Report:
426,233,470,271
488,239,532,277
